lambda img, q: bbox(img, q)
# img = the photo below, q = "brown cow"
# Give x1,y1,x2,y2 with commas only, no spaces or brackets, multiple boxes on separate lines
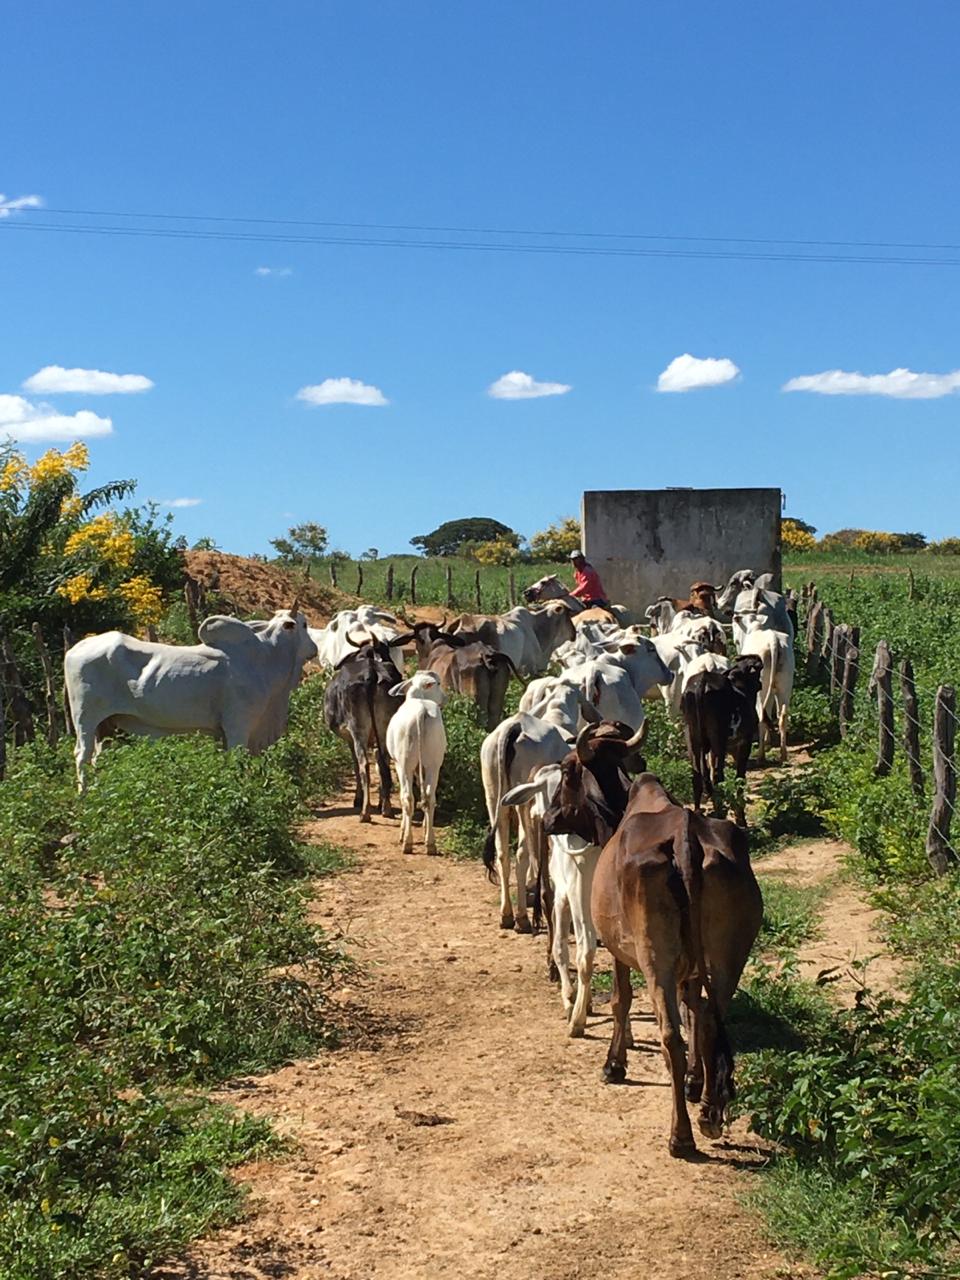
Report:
402,622,523,729
538,732,761,1157
591,777,761,1156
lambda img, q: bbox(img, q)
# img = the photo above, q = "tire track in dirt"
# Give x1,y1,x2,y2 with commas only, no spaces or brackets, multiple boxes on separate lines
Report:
156,798,820,1280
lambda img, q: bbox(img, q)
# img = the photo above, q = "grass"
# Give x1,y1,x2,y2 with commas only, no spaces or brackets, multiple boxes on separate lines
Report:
0,728,350,1278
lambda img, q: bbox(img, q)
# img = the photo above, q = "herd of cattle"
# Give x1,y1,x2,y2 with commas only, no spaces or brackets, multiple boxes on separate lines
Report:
61,566,797,1157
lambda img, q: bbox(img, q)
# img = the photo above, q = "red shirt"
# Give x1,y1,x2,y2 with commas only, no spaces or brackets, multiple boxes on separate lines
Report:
571,562,607,601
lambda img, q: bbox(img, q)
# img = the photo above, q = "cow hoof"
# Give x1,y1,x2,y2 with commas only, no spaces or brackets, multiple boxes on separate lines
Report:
685,1077,704,1103
426,845,440,857
499,915,515,931
602,1061,626,1085
548,961,560,983
359,813,372,824
669,1136,697,1159
382,807,395,819
401,846,415,856
568,1023,585,1039
514,916,533,934
698,1110,725,1140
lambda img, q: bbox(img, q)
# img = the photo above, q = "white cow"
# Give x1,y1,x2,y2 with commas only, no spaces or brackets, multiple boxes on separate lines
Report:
453,603,576,675
386,672,447,856
64,610,317,788
739,623,795,763
310,606,406,670
481,689,598,932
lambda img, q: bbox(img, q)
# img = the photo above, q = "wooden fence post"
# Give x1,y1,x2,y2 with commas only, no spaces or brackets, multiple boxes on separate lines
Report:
475,570,482,612
356,564,364,595
410,564,418,605
0,686,5,780
386,565,394,601
31,622,60,746
869,639,895,777
900,658,924,797
0,633,35,746
830,623,848,697
805,600,824,680
184,579,200,641
329,561,338,588
926,685,957,874
908,566,916,601
839,626,860,737
446,563,454,610
820,608,835,666
509,570,516,608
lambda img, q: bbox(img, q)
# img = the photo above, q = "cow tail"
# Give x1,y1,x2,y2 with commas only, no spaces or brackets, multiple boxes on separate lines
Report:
759,644,776,729
679,810,735,1114
499,652,528,689
482,719,521,883
365,650,386,761
696,683,712,799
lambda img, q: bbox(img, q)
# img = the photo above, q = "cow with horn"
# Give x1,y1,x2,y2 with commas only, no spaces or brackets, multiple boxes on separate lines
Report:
323,626,406,821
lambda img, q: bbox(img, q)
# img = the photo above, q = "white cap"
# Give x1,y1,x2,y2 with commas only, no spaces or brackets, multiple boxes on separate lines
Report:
569,549,584,559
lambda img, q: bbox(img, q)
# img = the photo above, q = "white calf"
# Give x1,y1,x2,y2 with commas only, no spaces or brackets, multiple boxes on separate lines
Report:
739,625,795,763
386,673,447,855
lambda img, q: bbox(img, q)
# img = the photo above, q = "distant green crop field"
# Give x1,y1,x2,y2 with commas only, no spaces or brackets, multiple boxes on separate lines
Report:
314,555,570,614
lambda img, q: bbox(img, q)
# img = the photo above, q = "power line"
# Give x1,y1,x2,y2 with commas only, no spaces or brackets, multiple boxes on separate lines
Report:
4,219,960,267
20,204,960,254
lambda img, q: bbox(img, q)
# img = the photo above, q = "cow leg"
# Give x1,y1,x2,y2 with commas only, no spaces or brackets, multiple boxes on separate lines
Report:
756,696,768,766
568,854,598,1038
376,744,394,818
73,718,99,791
682,979,705,1103
650,977,696,1156
397,765,414,854
602,960,633,1084
778,703,789,764
422,762,439,856
494,809,515,930
350,731,372,822
513,807,535,933
732,737,751,826
550,851,574,1014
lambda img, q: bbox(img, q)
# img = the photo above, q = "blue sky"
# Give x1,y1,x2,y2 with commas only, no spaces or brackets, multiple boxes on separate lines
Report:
3,1,959,553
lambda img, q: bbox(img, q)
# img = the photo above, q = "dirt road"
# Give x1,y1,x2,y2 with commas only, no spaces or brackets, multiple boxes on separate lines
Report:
158,803,870,1280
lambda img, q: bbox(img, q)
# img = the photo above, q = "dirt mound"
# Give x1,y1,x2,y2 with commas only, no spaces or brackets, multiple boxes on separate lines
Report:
182,551,345,627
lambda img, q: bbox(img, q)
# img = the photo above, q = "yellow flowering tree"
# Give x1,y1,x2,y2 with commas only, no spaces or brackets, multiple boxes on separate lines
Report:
530,517,581,562
0,441,182,635
782,519,817,552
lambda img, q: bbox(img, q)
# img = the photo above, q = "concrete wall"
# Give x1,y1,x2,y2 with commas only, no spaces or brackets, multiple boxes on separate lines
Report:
581,487,781,614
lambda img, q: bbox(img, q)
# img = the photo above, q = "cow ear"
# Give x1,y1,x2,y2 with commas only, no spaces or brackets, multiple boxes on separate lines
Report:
389,680,411,698
618,642,637,654
198,616,259,649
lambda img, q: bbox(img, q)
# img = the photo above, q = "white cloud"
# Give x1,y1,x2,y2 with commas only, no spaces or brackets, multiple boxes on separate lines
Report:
0,193,42,218
782,367,960,400
0,394,112,442
296,378,388,407
254,266,293,277
656,353,741,393
161,497,202,508
22,365,154,395
487,370,572,400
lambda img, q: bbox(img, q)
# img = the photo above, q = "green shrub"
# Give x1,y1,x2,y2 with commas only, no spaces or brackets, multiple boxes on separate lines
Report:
268,671,352,804
436,694,488,827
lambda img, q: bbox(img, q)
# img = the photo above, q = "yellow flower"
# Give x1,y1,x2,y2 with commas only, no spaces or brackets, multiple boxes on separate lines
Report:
60,495,83,519
63,441,90,471
56,573,110,605
30,450,70,485
64,513,134,567
0,454,27,492
117,575,164,627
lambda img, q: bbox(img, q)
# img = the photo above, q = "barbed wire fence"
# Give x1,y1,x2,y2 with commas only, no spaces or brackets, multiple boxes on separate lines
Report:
799,583,958,874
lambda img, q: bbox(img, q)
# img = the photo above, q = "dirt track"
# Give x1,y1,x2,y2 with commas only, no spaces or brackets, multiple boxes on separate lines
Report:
158,803,894,1280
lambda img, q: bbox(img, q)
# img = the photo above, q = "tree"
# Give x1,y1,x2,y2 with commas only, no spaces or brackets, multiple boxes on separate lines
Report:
359,547,379,561
474,538,522,565
270,521,328,563
530,516,581,562
783,516,817,535
782,519,816,552
191,536,219,551
411,517,518,557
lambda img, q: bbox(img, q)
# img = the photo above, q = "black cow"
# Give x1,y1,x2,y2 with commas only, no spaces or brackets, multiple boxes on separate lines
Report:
324,632,404,822
680,655,763,823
